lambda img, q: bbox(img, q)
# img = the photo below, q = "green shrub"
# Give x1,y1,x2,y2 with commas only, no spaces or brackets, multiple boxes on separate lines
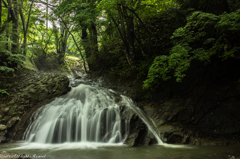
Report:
144,10,240,89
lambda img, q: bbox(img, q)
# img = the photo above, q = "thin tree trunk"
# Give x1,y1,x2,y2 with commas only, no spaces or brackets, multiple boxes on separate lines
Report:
122,5,136,66
117,4,133,66
110,16,128,51
60,18,87,72
0,0,2,26
125,14,135,64
20,0,34,55
70,33,87,72
81,25,92,70
12,0,19,54
88,22,99,70
19,8,27,55
5,5,10,50
46,0,48,38
90,22,98,55
134,32,146,58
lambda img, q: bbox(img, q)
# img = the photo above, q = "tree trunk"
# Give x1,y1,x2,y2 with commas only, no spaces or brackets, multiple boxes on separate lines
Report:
125,15,135,65
88,22,99,70
123,6,135,66
90,23,98,56
117,5,134,67
60,18,88,72
46,0,48,38
0,0,2,26
12,0,19,54
110,16,129,54
5,23,9,50
20,0,34,55
58,26,68,65
20,7,27,55
81,25,92,70
5,7,10,50
53,23,59,55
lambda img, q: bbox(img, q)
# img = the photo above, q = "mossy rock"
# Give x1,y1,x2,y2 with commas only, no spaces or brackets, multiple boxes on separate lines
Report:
22,56,38,72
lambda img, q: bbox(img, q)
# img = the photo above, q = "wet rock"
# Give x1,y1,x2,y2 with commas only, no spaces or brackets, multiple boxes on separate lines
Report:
121,108,156,146
0,70,71,143
0,131,7,143
3,116,11,122
124,130,140,147
0,125,7,130
121,109,135,120
75,76,82,79
82,58,240,146
6,117,20,128
3,108,9,114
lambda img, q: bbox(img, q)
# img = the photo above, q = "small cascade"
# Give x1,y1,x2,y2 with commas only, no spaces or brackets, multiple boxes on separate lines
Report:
120,96,163,144
23,83,163,145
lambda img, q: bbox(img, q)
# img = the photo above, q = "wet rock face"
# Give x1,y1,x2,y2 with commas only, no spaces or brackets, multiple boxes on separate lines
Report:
0,125,7,131
0,125,7,142
88,58,240,146
0,71,71,143
120,108,157,146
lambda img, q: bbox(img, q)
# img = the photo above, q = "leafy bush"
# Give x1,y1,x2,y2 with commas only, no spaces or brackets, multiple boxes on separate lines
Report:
143,9,240,89
0,39,25,74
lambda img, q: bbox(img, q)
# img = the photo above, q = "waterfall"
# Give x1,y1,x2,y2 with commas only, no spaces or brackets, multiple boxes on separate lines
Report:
120,96,163,144
23,83,163,145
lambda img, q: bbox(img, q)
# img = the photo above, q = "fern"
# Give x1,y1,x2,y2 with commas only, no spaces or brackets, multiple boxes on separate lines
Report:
0,36,25,73
0,66,15,72
0,89,9,96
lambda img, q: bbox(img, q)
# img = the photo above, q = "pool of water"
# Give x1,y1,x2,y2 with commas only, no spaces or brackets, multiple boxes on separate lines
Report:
0,142,239,159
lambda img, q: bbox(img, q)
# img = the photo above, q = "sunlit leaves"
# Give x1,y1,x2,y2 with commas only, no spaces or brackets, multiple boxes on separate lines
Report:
143,44,191,89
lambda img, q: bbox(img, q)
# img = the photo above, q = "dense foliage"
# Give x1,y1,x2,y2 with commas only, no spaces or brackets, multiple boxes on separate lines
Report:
1,0,240,94
143,9,240,88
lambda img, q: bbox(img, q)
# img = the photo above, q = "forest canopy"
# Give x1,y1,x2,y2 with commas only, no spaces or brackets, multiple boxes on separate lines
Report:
0,0,240,94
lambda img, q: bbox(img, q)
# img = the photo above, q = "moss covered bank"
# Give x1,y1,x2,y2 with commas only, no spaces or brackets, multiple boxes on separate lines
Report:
0,69,70,143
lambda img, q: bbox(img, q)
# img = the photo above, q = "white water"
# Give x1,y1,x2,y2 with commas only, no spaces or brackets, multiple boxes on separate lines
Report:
121,96,163,144
23,83,163,147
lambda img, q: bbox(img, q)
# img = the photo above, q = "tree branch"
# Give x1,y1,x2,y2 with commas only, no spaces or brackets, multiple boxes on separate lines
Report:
19,9,26,35
26,0,34,34
110,15,129,53
126,7,152,37
60,17,87,72
7,0,17,21
2,0,7,7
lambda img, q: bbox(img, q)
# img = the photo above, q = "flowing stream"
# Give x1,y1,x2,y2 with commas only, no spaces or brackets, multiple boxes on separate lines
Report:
1,78,240,159
22,81,162,145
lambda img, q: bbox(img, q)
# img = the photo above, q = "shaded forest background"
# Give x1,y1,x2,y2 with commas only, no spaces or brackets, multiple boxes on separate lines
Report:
1,0,240,97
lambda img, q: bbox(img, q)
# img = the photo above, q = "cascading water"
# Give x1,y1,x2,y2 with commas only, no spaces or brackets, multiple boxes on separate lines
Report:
121,96,163,144
23,81,163,146
23,84,125,143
